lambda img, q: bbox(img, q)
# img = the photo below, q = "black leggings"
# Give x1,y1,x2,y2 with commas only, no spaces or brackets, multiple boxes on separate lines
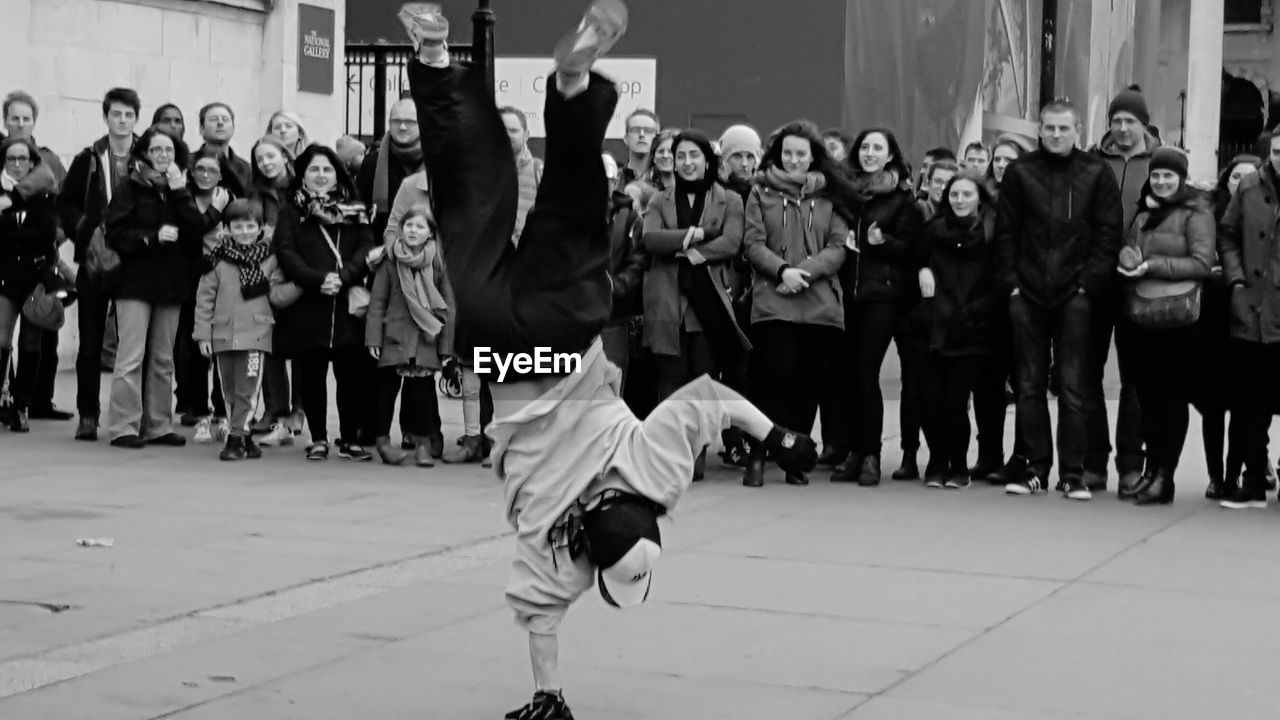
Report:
294,346,367,444
374,367,442,439
408,60,618,377
910,351,984,475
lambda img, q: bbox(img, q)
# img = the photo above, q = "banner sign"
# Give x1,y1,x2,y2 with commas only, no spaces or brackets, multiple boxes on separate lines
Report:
298,4,336,94
494,57,657,139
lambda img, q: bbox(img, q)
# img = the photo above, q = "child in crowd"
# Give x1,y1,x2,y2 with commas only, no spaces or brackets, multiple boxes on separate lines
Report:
193,199,293,461
365,204,454,466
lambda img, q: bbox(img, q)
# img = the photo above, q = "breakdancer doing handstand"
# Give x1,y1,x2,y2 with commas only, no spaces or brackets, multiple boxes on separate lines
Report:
400,3,818,718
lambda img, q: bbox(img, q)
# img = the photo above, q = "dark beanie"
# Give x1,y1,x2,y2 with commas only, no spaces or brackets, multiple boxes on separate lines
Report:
1149,147,1189,180
1108,85,1150,126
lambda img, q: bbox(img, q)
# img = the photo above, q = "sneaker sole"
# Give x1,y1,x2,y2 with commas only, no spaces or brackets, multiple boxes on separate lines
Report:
1065,492,1093,501
553,0,628,74
1219,500,1268,509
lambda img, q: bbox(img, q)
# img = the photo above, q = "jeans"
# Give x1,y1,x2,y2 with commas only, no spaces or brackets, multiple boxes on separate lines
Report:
107,300,180,440
75,272,113,418
844,301,901,455
1009,292,1094,481
1129,323,1196,477
1085,294,1145,475
911,350,984,475
1228,340,1280,485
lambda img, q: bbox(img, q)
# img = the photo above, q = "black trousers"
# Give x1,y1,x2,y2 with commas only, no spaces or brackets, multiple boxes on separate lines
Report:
293,346,369,444
749,321,837,436
1009,292,1094,481
74,272,112,418
409,60,618,378
16,316,58,411
1129,323,1196,477
819,330,855,451
893,330,922,454
972,312,1013,463
1085,294,1145,475
843,301,901,456
654,330,715,402
1228,340,1280,486
174,297,226,418
374,367,442,439
910,350,984,475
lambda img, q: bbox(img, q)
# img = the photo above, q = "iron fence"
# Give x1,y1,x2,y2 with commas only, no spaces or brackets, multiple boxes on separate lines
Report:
345,43,473,143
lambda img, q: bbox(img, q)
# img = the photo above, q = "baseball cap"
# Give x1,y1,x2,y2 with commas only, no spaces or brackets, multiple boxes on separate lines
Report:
581,492,663,609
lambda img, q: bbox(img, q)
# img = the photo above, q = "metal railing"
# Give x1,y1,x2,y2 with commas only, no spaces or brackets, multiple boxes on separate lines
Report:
345,43,474,142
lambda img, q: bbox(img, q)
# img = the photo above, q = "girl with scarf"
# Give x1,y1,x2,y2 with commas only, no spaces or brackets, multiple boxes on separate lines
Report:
193,199,291,461
103,127,204,448
247,135,303,446
366,205,454,466
741,121,849,487
904,172,1000,488
1116,148,1214,505
830,127,924,486
0,137,60,433
273,145,377,462
640,128,750,481
266,110,311,160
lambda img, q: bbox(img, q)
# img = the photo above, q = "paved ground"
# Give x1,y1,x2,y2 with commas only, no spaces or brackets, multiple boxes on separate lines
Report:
1,370,1277,719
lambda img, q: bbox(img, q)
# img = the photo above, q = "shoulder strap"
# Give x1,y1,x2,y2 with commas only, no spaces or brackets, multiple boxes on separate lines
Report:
319,225,343,267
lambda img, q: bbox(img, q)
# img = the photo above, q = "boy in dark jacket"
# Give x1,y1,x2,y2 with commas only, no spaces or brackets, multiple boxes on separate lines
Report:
995,100,1123,500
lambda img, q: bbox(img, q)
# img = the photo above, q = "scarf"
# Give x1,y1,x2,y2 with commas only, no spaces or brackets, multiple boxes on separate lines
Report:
848,168,902,202
293,188,369,226
137,165,170,192
371,135,425,213
1137,183,1197,231
761,166,829,255
674,174,715,228
0,170,17,192
392,235,449,339
210,238,272,299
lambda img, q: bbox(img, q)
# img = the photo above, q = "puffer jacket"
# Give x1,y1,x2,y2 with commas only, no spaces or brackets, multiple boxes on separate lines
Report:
1093,129,1162,229
1219,166,1280,343
837,185,922,305
104,171,205,305
995,148,1124,307
742,180,847,329
903,211,1000,356
192,249,291,353
1125,193,1215,282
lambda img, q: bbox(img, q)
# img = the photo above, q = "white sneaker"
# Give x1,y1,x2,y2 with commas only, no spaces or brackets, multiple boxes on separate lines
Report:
257,422,294,447
193,417,214,444
213,418,231,443
285,410,306,435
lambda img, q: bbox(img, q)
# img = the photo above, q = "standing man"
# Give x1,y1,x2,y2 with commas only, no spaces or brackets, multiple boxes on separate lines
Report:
59,87,141,441
193,102,251,191
499,106,543,246
619,108,659,186
996,100,1123,500
1087,85,1159,496
358,98,425,240
962,141,991,177
4,91,73,423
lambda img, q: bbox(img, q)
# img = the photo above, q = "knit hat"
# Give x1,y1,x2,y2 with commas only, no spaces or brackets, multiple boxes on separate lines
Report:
1108,85,1150,126
1149,147,1189,180
719,124,762,162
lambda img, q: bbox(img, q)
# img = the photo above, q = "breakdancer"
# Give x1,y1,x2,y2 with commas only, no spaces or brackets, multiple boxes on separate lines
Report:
400,3,818,717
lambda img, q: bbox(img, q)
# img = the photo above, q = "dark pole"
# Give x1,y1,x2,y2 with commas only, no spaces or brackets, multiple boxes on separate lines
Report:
1040,0,1058,111
473,0,496,93
373,49,388,140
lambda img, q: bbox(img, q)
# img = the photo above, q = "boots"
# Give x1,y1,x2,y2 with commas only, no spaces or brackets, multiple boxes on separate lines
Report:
858,455,882,486
891,449,919,480
414,438,435,467
1205,473,1234,500
426,431,445,460
969,450,1004,481
743,447,765,487
1125,468,1157,501
1134,470,1175,506
75,415,98,441
816,445,848,467
1117,470,1144,500
219,434,246,461
243,434,263,459
0,350,24,433
443,434,485,463
376,436,410,465
831,452,865,483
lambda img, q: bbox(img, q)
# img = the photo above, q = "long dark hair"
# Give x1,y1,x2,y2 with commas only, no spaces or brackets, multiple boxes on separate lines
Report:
937,170,995,223
289,144,359,200
1213,153,1262,219
132,126,190,171
671,129,720,182
759,120,857,196
986,136,1030,184
847,126,912,182
0,136,44,172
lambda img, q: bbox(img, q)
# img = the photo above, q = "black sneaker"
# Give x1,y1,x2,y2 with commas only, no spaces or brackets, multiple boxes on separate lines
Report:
1060,478,1093,501
505,689,575,720
988,456,1027,485
1219,486,1268,510
28,405,74,421
306,442,329,461
1005,473,1047,496
337,442,373,462
147,433,187,447
110,434,146,449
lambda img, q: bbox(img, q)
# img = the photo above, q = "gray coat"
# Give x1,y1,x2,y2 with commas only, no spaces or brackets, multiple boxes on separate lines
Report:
1219,168,1280,344
365,255,455,369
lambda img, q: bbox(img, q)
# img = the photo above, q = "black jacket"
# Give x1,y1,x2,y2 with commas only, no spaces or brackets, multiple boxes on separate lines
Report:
995,148,1123,306
58,135,138,262
104,172,204,305
607,189,646,320
356,149,417,241
272,203,376,357
904,211,1000,356
837,187,923,305
193,144,252,195
0,190,59,303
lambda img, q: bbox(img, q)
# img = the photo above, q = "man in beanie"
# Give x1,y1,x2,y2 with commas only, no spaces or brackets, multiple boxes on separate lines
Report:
1084,84,1162,497
400,3,818,717
719,124,761,196
996,99,1123,501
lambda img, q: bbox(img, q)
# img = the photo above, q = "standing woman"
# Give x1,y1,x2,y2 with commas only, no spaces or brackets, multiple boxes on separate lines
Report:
626,128,676,211
103,127,204,448
265,111,311,160
986,135,1031,192
273,145,377,462
1116,148,1214,505
640,128,750,479
830,127,923,486
904,172,999,488
0,137,60,432
742,121,848,486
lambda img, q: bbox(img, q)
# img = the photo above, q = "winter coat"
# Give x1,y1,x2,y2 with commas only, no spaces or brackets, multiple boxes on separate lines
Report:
193,145,252,196
193,252,290,354
1219,167,1280,344
272,203,376,357
607,189,646,320
365,251,455,370
995,148,1124,307
248,181,287,240
1093,130,1162,230
639,183,749,356
903,211,1000,356
0,190,59,303
59,135,138,262
742,182,847,329
356,147,419,241
104,172,205,305
837,186,922,305
1124,194,1215,283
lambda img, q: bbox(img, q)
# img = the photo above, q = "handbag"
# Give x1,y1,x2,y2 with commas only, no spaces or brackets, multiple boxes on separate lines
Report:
320,225,370,318
83,224,120,282
22,285,66,331
1125,278,1201,328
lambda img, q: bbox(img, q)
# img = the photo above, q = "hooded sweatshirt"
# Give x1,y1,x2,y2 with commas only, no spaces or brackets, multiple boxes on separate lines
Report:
1093,128,1162,231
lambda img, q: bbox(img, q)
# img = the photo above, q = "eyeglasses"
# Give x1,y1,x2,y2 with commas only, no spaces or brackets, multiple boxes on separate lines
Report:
627,127,657,137
148,147,175,157
391,119,419,127
4,156,32,165
193,166,222,176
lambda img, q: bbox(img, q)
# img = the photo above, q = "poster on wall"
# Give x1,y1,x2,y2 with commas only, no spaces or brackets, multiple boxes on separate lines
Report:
494,57,657,139
299,4,336,95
